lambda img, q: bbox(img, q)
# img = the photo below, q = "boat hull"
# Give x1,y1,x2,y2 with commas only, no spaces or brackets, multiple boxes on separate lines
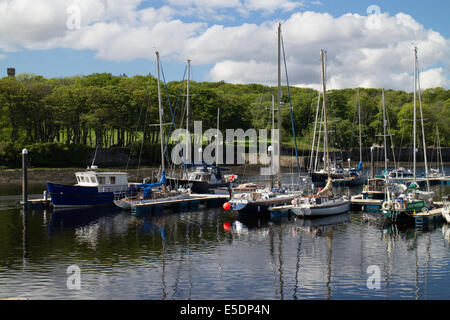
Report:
166,177,230,194
443,206,450,224
292,199,350,217
229,195,296,217
310,172,345,184
185,180,230,194
114,193,191,211
46,182,128,208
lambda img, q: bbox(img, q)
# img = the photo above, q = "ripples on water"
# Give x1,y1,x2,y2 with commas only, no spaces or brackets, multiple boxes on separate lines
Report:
0,182,449,300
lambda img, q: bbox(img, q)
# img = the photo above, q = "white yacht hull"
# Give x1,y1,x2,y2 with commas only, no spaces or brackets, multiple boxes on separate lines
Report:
292,198,350,217
442,205,450,224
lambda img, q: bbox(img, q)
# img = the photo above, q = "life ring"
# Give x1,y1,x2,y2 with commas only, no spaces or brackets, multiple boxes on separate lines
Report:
393,201,401,210
382,201,391,210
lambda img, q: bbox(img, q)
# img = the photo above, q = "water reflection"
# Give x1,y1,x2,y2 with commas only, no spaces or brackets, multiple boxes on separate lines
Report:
1,193,450,299
48,206,122,233
293,214,349,238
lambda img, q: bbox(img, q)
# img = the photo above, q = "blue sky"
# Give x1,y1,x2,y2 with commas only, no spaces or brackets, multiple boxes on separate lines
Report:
0,0,448,90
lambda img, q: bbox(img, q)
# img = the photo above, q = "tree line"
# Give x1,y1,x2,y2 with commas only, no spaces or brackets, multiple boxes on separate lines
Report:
0,72,448,166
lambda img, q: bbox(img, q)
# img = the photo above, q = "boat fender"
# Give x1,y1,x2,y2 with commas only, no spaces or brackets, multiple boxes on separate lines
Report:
223,202,231,210
291,199,297,205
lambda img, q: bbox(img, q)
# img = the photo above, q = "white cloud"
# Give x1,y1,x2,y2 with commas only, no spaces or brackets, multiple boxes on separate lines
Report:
242,0,303,13
0,0,448,90
419,67,449,89
165,0,304,19
209,60,276,84
201,11,450,90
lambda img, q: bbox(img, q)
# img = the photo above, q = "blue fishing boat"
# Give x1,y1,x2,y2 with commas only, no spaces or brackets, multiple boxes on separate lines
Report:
46,167,136,208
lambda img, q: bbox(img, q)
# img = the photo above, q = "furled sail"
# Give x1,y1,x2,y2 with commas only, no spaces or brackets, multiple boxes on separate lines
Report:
318,177,332,196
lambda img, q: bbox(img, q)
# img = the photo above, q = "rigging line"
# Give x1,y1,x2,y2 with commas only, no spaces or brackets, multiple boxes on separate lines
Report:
136,89,151,182
160,62,190,179
166,65,187,174
385,100,397,171
159,63,178,158
281,33,301,177
90,144,99,167
159,63,176,149
350,95,358,150
309,91,321,173
314,103,324,172
125,75,149,172
415,51,430,191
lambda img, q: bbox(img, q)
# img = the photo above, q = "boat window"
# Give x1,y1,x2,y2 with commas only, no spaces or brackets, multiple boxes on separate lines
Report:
76,176,81,183
98,176,106,184
90,176,96,183
80,176,85,182
109,176,116,184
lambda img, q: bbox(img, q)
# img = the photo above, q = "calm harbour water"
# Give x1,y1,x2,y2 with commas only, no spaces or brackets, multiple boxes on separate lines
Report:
0,173,449,300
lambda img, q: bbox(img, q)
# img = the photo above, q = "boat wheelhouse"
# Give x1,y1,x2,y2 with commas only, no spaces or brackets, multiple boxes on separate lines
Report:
46,168,135,208
179,165,236,194
74,171,129,192
362,177,387,200
388,167,414,179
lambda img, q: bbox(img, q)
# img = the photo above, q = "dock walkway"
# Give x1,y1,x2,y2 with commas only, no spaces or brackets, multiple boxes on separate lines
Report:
132,194,230,216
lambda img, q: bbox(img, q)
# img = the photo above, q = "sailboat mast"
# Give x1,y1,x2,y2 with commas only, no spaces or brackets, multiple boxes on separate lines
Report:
156,51,166,192
416,48,430,191
358,88,362,164
277,22,282,188
436,126,445,176
310,92,321,173
271,94,275,188
320,49,330,177
272,94,275,135
186,59,191,136
413,46,417,181
382,89,388,175
216,107,220,164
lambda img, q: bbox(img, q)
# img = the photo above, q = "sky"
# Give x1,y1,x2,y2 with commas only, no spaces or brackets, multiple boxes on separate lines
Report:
0,0,449,91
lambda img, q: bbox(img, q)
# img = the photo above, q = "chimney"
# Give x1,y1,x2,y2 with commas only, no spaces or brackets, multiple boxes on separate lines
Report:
7,68,15,77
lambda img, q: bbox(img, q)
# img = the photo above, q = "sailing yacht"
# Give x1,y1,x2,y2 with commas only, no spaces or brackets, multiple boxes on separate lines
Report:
381,47,435,220
114,51,190,211
224,23,302,216
309,88,366,187
165,63,238,194
428,126,446,178
291,49,350,218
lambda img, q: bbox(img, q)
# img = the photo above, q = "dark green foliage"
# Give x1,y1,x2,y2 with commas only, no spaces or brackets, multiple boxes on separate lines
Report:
0,142,90,167
0,72,448,168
